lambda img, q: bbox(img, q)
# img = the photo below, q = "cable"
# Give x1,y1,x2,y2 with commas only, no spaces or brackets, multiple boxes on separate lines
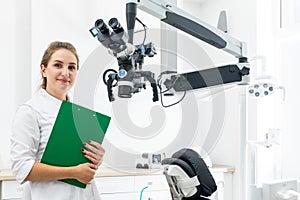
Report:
139,186,148,200
160,90,186,108
157,75,187,107
135,17,147,45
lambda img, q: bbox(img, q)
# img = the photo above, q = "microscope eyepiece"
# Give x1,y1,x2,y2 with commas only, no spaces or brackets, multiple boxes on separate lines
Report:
109,18,124,34
95,19,110,34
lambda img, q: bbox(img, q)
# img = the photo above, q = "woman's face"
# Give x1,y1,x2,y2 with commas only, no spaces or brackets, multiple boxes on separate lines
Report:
41,48,78,100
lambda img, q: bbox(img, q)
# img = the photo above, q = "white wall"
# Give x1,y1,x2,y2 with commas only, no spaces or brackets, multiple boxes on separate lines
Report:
279,33,300,180
30,0,125,91
276,0,300,182
252,0,300,187
0,0,17,169
0,0,33,169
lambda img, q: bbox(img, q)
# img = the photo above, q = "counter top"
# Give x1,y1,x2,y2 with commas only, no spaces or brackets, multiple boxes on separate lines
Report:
0,165,235,181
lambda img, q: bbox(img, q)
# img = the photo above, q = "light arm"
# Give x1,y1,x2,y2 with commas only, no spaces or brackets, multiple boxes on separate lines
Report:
126,0,250,92
126,0,247,58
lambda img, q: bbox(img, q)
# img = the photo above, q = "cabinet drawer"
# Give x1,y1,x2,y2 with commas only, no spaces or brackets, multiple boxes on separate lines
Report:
2,181,23,199
100,190,172,200
100,192,139,200
142,190,172,200
134,175,169,191
95,176,135,194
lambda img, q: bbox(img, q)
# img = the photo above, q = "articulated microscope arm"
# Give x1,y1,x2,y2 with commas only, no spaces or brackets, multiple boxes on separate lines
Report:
126,0,250,91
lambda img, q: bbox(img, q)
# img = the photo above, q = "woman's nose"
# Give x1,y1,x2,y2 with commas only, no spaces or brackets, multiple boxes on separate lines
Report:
61,67,70,77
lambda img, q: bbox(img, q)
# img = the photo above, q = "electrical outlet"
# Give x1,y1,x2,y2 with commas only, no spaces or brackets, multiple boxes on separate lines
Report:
262,179,298,200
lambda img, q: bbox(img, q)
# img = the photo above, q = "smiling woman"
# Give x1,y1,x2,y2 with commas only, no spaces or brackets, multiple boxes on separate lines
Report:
10,41,106,200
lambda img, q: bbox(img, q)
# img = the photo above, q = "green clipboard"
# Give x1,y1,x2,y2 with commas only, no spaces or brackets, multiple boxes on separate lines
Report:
41,101,111,188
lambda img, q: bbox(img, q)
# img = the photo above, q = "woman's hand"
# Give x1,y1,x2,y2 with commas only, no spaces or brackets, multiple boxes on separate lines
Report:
82,140,105,167
73,163,97,184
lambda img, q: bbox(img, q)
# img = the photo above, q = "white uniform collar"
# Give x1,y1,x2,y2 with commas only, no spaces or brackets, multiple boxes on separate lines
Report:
40,89,70,104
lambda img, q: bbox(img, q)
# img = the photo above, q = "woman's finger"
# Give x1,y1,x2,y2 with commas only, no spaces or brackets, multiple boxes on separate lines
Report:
83,142,97,154
82,147,100,161
89,140,103,150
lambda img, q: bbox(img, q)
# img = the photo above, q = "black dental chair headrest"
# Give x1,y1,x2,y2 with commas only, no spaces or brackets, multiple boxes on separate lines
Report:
162,148,217,199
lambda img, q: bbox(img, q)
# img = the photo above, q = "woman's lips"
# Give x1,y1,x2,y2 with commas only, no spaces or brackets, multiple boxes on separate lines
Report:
57,79,69,83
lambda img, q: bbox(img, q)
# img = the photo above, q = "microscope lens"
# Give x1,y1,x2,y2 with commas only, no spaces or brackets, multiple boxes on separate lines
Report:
109,18,123,33
95,19,109,33
109,18,119,28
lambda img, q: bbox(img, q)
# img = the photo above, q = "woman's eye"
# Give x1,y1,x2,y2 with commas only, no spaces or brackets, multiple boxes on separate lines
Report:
54,63,62,68
69,66,76,70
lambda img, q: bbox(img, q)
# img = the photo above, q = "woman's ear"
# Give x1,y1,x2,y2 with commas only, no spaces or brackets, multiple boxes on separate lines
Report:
41,64,46,78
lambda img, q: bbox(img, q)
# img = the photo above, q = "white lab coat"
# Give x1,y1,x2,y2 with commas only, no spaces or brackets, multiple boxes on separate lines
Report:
10,89,101,200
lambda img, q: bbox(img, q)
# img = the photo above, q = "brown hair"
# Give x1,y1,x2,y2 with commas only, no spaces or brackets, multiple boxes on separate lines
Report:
40,41,79,89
